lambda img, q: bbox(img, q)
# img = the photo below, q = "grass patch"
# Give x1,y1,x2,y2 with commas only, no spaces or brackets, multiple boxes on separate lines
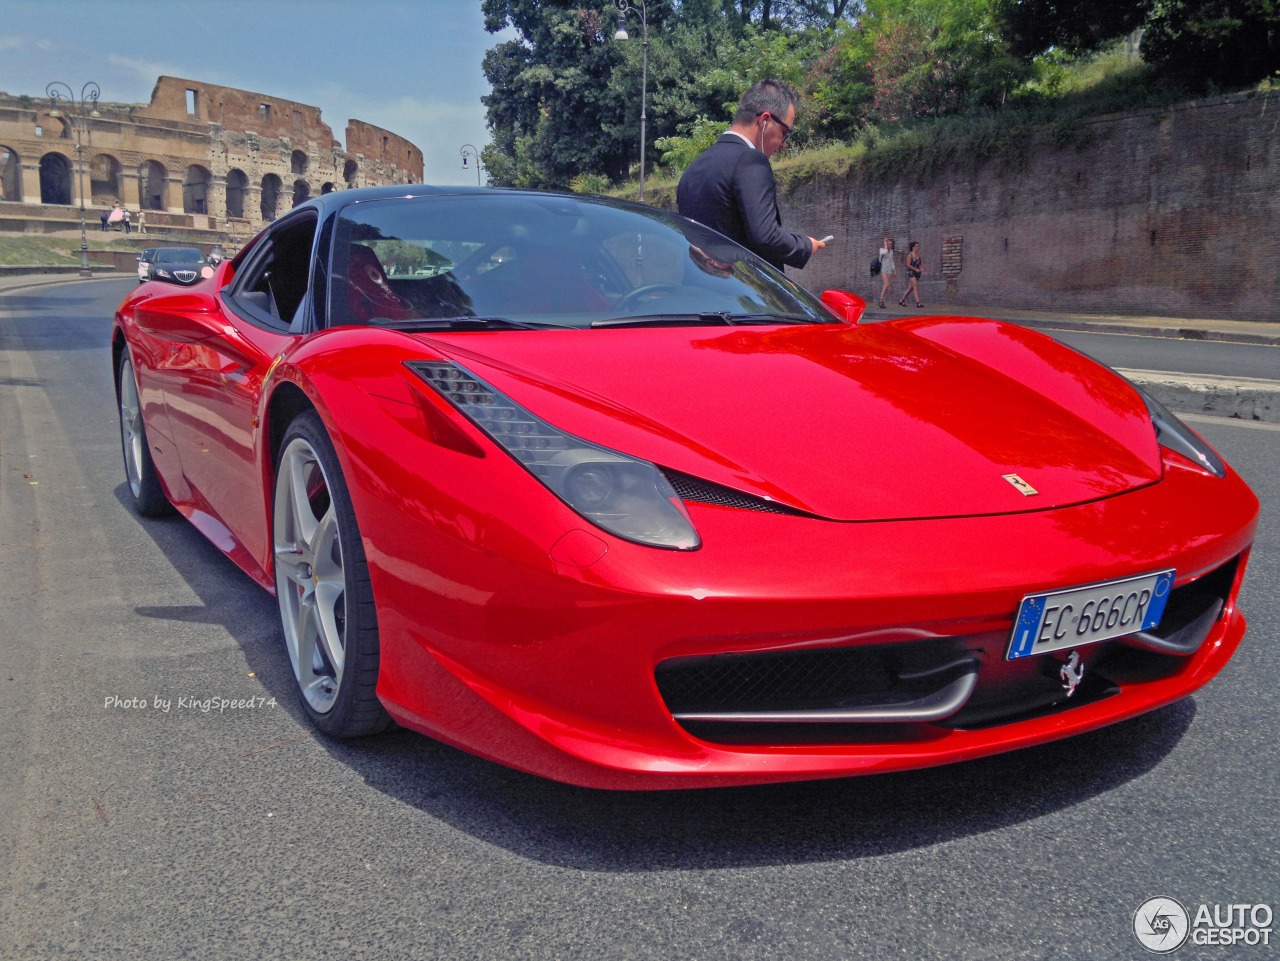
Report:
0,234,146,266
0,236,84,266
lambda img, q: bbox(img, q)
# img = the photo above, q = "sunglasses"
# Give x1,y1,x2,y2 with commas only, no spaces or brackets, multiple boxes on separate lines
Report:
763,112,792,142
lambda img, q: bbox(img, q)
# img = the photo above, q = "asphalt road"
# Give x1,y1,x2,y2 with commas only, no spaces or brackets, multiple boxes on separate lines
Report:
1,280,1276,961
1046,328,1280,382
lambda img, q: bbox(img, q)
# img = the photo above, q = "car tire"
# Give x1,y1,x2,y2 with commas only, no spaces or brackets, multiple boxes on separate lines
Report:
273,410,391,737
117,349,173,517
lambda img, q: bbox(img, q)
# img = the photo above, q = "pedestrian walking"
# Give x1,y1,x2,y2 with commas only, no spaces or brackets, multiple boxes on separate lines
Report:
878,236,896,308
899,241,924,307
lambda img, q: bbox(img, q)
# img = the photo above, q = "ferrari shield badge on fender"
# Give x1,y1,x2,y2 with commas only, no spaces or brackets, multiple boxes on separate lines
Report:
1060,651,1085,696
1002,473,1038,496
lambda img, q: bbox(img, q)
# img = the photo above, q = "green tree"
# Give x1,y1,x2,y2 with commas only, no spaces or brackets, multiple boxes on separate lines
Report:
995,0,1279,86
859,0,1030,122
1142,0,1280,84
481,2,632,188
806,21,876,132
994,0,1150,58
481,0,836,188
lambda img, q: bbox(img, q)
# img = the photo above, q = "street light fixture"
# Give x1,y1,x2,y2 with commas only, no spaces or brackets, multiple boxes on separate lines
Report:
459,144,483,186
614,0,648,201
46,81,101,278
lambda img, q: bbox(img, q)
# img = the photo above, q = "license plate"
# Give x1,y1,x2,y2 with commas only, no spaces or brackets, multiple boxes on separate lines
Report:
1007,570,1176,660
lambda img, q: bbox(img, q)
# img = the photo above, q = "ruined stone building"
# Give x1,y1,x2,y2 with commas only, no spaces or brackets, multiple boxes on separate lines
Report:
0,76,423,241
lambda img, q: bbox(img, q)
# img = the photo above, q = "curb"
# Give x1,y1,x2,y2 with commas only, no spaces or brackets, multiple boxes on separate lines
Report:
3,278,1277,424
1018,316,1280,348
0,273,126,295
1123,369,1280,425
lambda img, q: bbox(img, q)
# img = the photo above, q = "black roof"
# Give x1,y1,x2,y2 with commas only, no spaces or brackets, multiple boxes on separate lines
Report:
293,183,492,217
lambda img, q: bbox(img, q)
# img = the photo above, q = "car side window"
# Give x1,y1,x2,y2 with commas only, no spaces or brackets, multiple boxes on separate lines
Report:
228,212,318,331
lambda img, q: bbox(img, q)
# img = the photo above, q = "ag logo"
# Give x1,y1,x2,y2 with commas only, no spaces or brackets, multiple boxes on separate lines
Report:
1134,897,1190,953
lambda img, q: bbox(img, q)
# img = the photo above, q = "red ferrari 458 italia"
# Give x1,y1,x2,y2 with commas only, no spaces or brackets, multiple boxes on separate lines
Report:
112,185,1258,789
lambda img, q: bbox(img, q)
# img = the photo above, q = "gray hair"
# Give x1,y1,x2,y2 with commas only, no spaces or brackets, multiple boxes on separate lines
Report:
734,79,799,125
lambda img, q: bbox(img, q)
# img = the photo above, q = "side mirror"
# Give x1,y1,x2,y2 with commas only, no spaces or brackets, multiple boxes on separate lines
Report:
821,289,866,325
212,259,236,287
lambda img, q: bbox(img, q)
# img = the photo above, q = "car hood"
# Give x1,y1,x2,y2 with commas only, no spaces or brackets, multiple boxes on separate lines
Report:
417,318,1162,521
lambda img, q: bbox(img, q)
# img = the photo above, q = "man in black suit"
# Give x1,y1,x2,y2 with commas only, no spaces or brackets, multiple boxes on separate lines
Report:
677,79,825,272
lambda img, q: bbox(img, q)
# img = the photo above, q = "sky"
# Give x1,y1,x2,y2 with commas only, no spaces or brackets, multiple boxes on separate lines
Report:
1,0,514,186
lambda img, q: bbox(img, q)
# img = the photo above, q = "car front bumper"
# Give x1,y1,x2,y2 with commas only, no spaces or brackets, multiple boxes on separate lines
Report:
360,441,1258,789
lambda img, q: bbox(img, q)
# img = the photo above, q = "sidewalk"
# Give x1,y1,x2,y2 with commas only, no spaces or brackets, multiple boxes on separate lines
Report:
2,272,1276,422
4,271,1276,342
0,270,129,293
862,302,1280,346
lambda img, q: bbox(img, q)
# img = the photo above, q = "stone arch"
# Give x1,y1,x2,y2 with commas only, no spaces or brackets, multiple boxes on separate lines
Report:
91,153,123,205
139,160,168,211
225,168,249,219
290,150,308,175
183,164,212,214
260,173,281,221
320,182,337,194
40,152,73,205
291,179,310,208
37,112,71,140
0,146,20,202
343,159,358,187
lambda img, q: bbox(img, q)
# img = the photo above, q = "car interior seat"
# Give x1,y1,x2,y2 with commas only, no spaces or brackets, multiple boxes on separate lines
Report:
345,244,416,324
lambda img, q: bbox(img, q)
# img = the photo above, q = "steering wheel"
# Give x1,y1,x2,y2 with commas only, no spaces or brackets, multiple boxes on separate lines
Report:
612,283,685,313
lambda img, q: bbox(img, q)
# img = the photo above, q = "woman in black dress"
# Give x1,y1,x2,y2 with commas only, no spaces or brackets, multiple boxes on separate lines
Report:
899,241,924,308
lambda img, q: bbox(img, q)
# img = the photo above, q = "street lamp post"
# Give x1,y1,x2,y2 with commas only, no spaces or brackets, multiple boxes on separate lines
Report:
459,144,483,186
614,0,648,201
46,81,100,278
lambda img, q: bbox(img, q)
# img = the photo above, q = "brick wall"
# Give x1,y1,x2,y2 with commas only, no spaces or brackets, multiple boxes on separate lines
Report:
779,90,1280,323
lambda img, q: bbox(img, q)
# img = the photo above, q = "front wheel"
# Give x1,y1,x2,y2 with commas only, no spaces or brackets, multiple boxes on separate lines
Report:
272,411,390,736
117,349,172,517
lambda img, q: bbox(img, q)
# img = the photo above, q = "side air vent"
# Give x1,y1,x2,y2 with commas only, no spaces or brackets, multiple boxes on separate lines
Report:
661,469,812,517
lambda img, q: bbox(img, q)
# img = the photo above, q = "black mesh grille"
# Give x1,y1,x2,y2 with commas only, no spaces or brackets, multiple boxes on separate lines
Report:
1148,555,1238,641
661,470,809,516
656,645,898,714
657,555,1245,742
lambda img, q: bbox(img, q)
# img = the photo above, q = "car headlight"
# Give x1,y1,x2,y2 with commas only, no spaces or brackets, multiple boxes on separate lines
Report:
1061,342,1228,480
1138,388,1226,477
154,268,172,279
406,360,700,550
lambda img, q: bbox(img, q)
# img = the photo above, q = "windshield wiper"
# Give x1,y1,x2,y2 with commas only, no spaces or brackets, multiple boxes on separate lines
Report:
725,313,820,325
591,312,816,329
377,316,565,331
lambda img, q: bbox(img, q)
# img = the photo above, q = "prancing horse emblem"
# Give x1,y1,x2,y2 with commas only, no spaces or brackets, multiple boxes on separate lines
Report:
1059,651,1085,697
1002,473,1038,496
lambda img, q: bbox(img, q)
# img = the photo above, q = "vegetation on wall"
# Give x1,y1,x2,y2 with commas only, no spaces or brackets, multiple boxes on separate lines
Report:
480,0,1280,193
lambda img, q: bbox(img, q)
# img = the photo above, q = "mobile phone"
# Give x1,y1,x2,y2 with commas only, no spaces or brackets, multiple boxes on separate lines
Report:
819,235,834,244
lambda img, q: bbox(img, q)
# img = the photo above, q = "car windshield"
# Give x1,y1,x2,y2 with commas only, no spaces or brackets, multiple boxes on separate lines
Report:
328,194,833,330
156,248,205,264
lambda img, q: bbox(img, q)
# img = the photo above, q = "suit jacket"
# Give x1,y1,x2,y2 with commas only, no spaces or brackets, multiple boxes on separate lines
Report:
676,134,813,272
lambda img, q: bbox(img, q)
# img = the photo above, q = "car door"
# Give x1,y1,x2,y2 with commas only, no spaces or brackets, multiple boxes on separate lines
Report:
159,211,319,579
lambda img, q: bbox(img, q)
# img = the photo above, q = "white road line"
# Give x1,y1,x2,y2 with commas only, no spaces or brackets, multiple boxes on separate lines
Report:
1180,412,1280,432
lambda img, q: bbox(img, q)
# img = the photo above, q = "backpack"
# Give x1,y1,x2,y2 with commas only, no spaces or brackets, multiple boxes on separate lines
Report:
870,257,881,277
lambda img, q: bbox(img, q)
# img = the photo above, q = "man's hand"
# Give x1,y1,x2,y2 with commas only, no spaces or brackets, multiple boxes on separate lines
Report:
809,236,828,254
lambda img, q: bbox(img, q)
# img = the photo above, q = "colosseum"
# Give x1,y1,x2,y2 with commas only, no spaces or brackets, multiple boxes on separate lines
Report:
0,76,424,245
